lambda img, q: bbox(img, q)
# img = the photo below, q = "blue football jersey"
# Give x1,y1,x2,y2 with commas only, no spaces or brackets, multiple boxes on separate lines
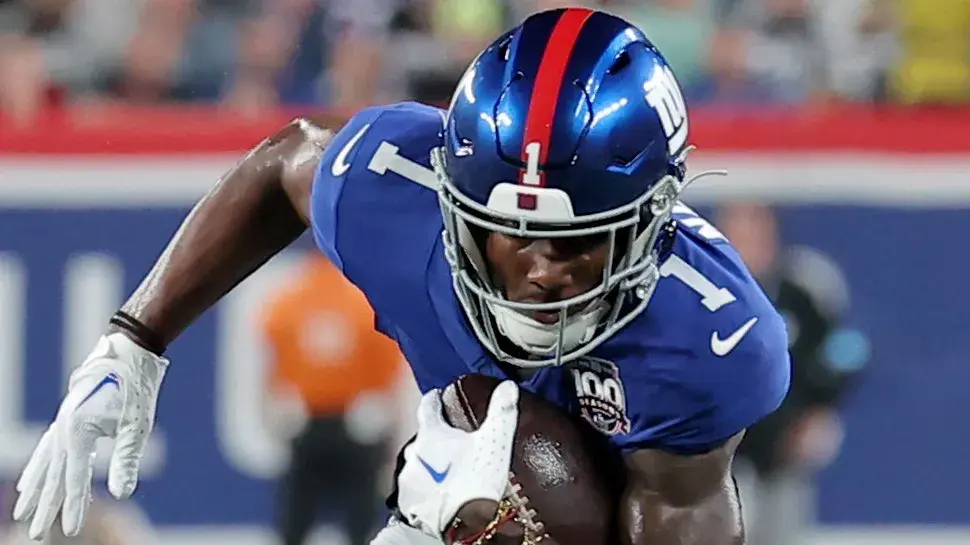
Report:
310,101,791,455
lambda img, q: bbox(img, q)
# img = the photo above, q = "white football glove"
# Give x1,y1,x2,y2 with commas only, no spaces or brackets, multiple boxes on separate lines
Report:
12,332,168,540
397,380,519,537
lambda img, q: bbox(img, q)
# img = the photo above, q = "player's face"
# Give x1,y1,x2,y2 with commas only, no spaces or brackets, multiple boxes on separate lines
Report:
484,231,612,324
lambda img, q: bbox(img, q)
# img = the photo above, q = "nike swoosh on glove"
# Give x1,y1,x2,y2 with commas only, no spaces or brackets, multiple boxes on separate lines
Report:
12,332,168,540
397,380,519,537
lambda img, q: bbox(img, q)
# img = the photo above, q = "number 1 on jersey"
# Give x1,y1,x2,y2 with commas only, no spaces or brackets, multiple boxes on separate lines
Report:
660,255,736,311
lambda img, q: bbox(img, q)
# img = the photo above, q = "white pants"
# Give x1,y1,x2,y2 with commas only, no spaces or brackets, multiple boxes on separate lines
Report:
370,518,443,545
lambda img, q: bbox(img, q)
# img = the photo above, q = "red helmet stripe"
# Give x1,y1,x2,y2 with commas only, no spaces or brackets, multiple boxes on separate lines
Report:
520,8,594,188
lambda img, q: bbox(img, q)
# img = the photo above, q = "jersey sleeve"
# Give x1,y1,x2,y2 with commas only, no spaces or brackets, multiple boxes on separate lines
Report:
308,102,445,320
309,105,387,270
610,294,791,456
594,203,792,454
614,320,791,455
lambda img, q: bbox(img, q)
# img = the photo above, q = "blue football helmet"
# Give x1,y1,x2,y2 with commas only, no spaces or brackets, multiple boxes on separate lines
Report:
432,7,703,367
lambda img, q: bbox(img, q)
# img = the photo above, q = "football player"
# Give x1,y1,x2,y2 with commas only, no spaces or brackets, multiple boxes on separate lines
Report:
13,8,790,545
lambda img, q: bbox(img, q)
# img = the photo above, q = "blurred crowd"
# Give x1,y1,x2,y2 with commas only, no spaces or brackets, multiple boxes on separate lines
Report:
1,0,968,125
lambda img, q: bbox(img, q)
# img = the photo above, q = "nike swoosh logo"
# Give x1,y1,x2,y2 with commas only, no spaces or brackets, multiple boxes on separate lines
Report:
78,373,120,407
417,456,450,483
331,124,371,177
710,317,759,357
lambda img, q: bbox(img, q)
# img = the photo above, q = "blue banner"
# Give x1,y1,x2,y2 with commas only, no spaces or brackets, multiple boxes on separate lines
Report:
0,205,964,527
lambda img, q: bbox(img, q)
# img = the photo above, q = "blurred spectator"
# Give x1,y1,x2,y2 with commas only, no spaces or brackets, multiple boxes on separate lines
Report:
228,0,402,114
0,0,403,121
812,0,894,102
717,203,869,545
713,0,826,103
4,0,963,119
403,0,509,105
0,0,141,124
604,0,718,101
261,253,404,545
119,0,259,104
708,0,891,104
876,0,970,104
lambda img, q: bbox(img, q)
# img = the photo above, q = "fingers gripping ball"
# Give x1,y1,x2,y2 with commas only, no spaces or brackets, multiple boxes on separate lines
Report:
440,374,620,545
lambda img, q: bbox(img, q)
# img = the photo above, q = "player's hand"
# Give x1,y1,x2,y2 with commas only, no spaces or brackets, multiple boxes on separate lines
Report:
12,333,168,540
397,381,519,537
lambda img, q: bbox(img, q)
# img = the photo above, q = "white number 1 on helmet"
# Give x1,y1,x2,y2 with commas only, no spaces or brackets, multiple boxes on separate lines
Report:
522,141,542,186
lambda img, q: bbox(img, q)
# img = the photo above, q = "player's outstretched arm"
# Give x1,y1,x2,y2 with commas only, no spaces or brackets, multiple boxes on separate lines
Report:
12,114,346,541
116,114,345,347
619,433,745,545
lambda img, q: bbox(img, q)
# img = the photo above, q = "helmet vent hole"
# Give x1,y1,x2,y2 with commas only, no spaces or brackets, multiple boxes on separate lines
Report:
607,51,631,74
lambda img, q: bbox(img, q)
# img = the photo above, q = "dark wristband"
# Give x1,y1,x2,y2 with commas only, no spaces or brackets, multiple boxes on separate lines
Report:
109,311,167,356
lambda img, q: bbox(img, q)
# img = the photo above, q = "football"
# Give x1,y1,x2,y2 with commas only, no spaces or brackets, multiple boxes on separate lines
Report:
440,374,622,545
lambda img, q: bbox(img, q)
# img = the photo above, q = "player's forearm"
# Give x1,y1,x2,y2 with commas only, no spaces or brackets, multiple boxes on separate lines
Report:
113,127,320,349
619,481,744,545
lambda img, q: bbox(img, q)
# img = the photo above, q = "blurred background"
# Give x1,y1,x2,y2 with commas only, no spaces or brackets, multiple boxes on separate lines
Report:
1,0,968,544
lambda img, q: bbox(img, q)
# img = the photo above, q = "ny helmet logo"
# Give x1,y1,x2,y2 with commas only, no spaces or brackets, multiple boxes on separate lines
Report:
643,65,688,157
